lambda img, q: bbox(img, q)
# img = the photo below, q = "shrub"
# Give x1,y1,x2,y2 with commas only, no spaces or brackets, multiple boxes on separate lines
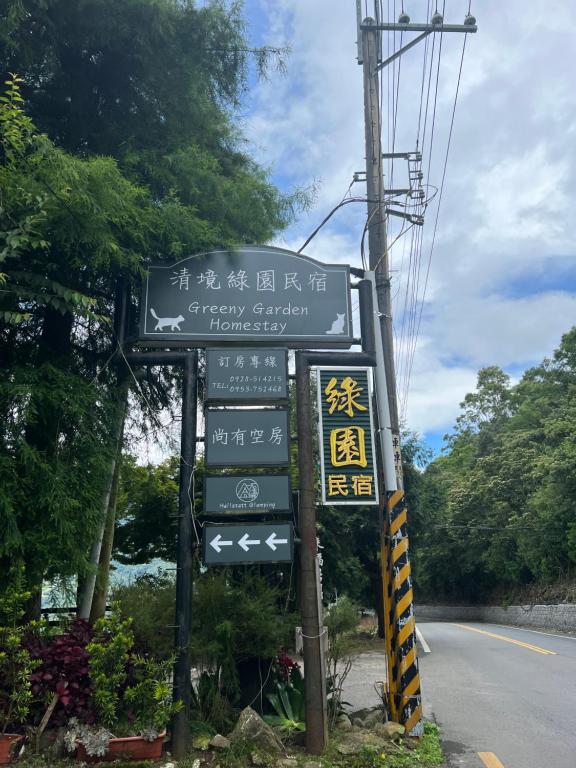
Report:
64,605,181,755
325,596,360,729
25,618,94,727
111,573,175,661
190,671,233,735
87,608,134,729
191,572,295,702
0,583,39,734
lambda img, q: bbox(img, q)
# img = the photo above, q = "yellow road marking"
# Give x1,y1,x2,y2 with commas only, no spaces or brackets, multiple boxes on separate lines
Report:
454,624,556,655
478,752,505,768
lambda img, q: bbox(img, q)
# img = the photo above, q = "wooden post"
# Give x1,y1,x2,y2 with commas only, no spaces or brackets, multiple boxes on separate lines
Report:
295,352,328,754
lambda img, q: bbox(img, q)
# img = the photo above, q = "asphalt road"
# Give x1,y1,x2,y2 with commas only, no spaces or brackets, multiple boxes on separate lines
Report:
343,622,576,768
418,622,576,768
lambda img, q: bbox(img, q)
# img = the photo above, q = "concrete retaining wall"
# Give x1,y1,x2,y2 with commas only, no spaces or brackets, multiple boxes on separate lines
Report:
415,603,576,632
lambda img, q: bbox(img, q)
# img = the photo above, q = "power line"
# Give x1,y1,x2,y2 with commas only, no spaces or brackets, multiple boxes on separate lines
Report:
403,35,468,406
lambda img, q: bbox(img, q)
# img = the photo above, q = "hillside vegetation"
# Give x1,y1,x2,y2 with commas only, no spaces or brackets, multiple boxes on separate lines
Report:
410,327,576,604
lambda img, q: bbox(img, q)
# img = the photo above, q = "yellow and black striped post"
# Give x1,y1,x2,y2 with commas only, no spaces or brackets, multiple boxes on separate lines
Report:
385,490,423,735
380,514,397,720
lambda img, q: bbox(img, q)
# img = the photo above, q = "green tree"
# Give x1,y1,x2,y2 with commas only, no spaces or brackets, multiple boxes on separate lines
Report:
113,455,180,565
0,79,155,605
0,0,298,610
411,330,576,603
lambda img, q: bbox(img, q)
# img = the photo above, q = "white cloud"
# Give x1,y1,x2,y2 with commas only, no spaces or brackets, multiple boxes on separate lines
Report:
244,0,576,439
428,291,576,368
404,364,478,435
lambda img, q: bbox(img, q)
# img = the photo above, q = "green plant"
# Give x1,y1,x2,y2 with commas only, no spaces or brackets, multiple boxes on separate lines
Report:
64,605,182,756
190,671,232,735
190,572,296,704
64,719,113,757
87,605,134,730
111,572,176,661
264,668,305,733
325,596,359,730
344,721,443,767
123,655,182,737
0,579,40,735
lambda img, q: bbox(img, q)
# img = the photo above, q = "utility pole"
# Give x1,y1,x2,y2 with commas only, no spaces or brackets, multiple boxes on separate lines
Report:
361,17,403,487
358,5,477,735
361,16,414,729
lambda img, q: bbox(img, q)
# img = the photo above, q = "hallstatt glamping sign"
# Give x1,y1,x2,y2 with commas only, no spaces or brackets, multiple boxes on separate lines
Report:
138,245,353,347
204,475,291,515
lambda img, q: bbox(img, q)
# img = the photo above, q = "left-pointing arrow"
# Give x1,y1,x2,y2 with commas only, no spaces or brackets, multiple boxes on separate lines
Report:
238,533,261,552
210,534,234,554
265,532,289,551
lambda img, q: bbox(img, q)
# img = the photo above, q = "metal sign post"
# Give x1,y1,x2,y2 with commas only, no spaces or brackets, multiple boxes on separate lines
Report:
124,350,200,760
172,352,198,758
130,257,381,758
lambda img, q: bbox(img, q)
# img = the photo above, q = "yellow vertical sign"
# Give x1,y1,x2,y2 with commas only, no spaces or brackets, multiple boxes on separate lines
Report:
317,368,378,505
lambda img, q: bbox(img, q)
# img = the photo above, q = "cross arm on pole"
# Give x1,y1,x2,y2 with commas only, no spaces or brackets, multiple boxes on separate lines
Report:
359,21,477,73
362,23,478,33
376,30,431,72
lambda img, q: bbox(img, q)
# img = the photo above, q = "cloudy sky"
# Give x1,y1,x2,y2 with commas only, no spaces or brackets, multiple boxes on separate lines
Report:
239,0,576,452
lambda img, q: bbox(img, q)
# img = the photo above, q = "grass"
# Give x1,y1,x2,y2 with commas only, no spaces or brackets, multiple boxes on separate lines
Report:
319,722,443,768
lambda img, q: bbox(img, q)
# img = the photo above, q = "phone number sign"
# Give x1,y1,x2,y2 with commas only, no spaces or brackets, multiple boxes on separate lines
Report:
205,348,288,402
317,368,378,505
138,245,353,347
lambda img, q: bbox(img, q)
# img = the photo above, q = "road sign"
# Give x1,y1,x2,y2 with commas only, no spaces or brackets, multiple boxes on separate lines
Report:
203,522,293,565
138,245,353,347
317,367,378,505
205,408,290,466
205,348,288,402
204,475,291,514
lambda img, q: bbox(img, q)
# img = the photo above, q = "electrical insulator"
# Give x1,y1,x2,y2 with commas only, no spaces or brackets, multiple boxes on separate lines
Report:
431,11,443,25
398,12,410,24
464,13,476,25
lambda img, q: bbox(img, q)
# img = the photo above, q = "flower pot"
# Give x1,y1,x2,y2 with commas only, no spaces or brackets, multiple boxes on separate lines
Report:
0,735,24,765
76,732,165,763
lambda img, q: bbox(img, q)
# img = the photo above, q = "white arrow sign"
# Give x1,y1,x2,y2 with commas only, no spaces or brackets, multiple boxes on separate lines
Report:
238,533,261,551
265,532,289,551
210,534,234,553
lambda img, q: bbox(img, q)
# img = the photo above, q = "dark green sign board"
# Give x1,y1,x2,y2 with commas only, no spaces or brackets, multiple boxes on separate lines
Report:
204,475,291,514
205,408,290,467
138,245,353,347
317,368,378,505
203,522,293,566
205,348,288,402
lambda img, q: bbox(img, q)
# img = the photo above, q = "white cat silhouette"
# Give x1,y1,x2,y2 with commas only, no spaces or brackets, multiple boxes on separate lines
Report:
150,308,185,331
325,313,346,334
